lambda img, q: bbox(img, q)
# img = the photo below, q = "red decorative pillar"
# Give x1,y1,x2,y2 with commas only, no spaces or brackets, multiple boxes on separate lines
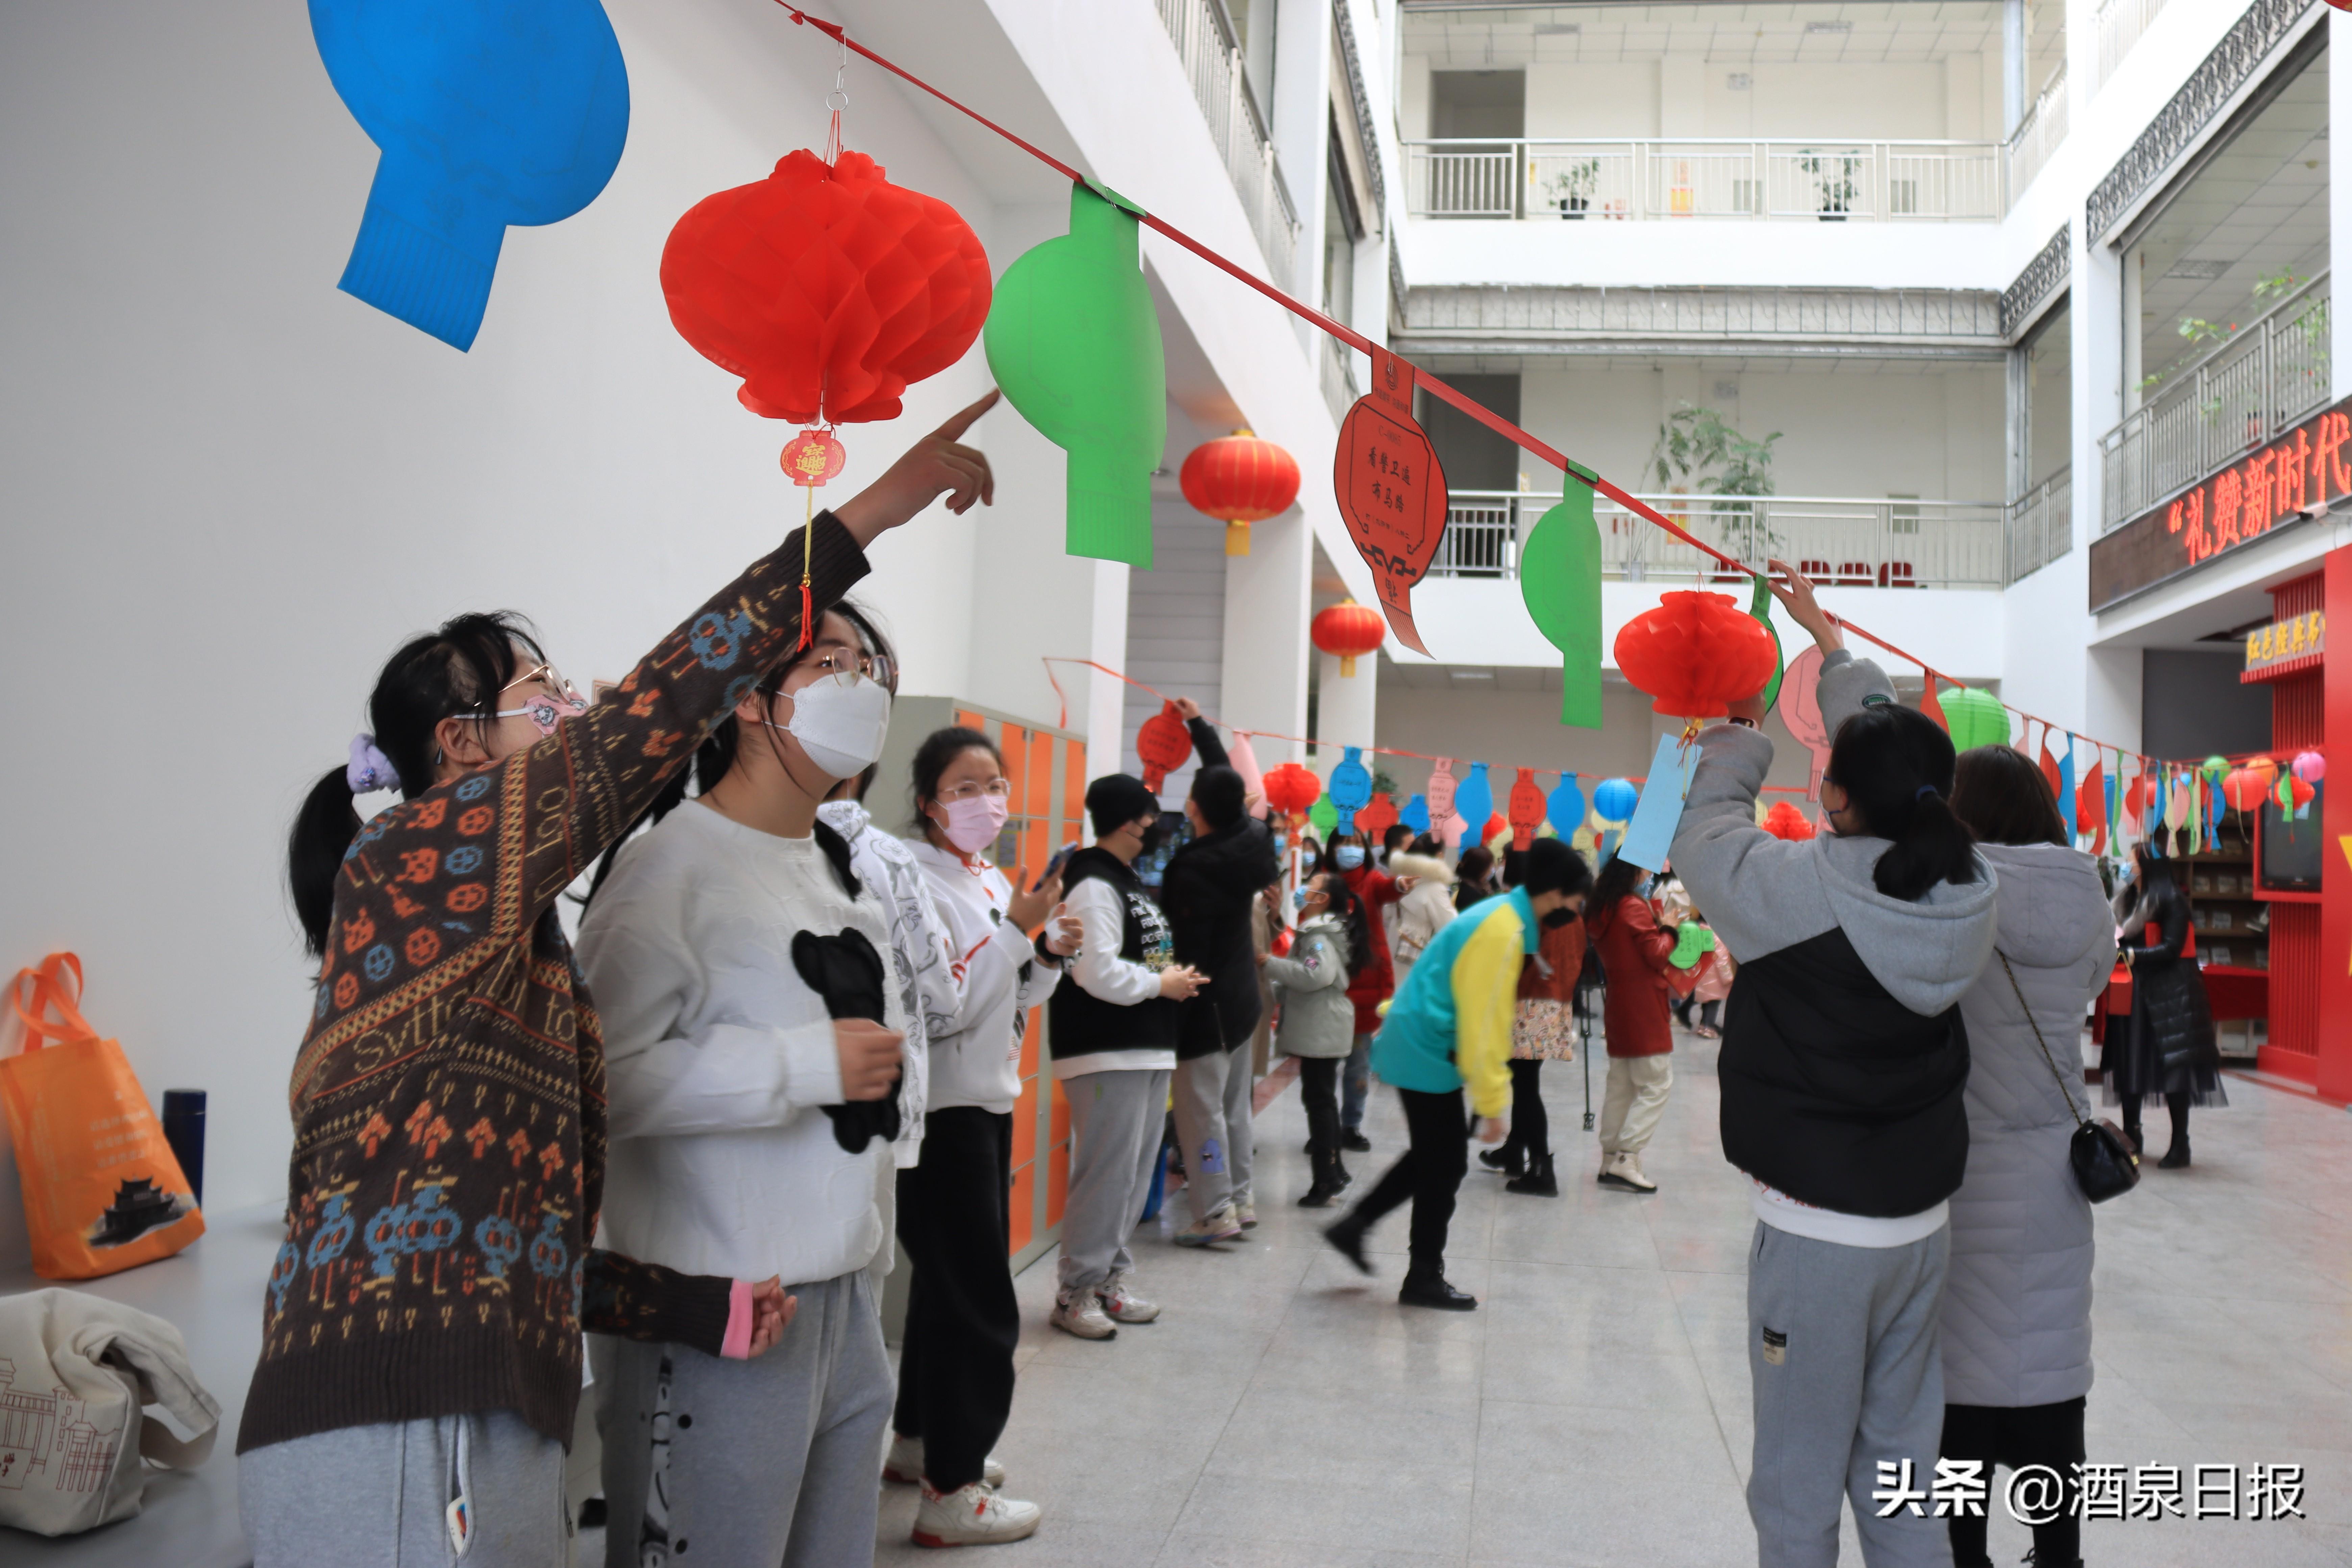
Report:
2320,549,2352,1099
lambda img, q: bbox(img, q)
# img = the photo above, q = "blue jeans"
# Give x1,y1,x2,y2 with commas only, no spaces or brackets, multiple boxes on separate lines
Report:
1340,1034,1372,1133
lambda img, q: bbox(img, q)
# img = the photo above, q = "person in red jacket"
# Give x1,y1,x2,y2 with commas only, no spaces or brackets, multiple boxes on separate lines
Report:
1321,832,1409,1152
1586,853,1677,1193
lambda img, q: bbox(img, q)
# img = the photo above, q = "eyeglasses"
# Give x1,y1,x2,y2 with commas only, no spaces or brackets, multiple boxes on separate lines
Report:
498,663,585,709
937,778,1013,803
805,647,895,687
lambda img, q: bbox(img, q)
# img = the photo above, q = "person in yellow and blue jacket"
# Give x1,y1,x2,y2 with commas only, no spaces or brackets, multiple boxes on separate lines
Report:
1324,838,1593,1309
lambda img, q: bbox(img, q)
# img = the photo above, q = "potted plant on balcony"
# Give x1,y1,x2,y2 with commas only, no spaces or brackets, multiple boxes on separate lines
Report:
1646,403,1782,574
1796,149,1860,221
1546,158,1600,220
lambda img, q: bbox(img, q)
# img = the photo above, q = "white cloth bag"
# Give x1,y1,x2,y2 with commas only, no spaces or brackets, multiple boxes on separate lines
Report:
0,1287,218,1536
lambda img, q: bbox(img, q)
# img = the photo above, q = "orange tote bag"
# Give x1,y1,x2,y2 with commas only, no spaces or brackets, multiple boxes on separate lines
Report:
0,954,204,1279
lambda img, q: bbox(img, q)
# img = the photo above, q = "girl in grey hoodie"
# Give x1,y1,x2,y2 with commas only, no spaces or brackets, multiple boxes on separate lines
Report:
1671,564,1997,1568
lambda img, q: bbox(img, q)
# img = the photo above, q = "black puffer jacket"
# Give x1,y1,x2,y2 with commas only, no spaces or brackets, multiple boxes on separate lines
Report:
1160,813,1280,1058
2104,874,2221,1100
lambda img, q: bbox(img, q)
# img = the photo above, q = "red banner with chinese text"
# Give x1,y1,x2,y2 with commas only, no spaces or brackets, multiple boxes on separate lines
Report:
2090,395,2352,611
1334,346,1449,655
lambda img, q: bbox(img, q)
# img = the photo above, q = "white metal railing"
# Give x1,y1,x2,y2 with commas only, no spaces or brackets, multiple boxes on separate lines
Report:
2099,271,2331,530
1154,0,1299,285
1428,492,2005,589
2005,68,2068,204
2096,0,2175,89
1319,336,1360,426
2005,466,2073,584
1404,139,2005,221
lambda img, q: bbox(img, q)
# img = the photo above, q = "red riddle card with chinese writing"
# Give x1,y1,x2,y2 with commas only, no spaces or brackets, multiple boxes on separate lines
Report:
1334,345,1449,655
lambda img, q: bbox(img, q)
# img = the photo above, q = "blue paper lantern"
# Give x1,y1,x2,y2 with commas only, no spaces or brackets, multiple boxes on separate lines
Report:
1547,774,1585,836
312,0,632,350
1400,793,1430,834
1593,777,1638,823
1329,746,1372,836
1453,763,1493,846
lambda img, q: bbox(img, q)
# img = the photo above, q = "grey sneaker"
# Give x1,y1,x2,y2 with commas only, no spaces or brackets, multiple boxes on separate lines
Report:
1049,1287,1118,1339
1096,1270,1161,1324
1174,1202,1244,1246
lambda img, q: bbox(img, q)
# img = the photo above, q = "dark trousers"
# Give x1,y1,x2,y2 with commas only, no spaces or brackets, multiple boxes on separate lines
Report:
1346,1087,1468,1275
1297,1056,1341,1178
1940,1397,2085,1567
1503,1059,1548,1162
2122,1090,2188,1153
892,1108,1019,1492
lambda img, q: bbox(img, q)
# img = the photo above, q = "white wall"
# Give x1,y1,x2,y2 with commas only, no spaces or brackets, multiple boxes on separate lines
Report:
1457,56,1990,144
1403,215,2011,290
0,0,1349,1254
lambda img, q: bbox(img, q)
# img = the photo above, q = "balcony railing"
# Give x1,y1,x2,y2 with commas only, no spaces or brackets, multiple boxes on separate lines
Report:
2099,270,2331,531
2005,68,2068,204
1154,0,1299,286
1404,139,2004,222
2005,467,2073,585
1429,492,2005,589
1319,336,1360,426
2096,0,2175,90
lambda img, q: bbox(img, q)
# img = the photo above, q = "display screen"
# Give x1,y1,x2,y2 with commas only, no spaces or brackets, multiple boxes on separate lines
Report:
2259,782,2323,892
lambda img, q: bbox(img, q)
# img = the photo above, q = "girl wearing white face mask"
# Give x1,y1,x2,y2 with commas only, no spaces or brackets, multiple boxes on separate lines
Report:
578,605,917,1567
876,728,1080,1545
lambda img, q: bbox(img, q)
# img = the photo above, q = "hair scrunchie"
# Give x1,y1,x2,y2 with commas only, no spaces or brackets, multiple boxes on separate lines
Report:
347,733,400,794
1915,784,1938,802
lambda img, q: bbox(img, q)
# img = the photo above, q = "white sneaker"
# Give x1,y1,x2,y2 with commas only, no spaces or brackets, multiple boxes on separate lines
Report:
911,1481,1043,1547
1235,1200,1258,1230
1174,1202,1244,1246
1597,1151,1657,1193
884,1433,1005,1488
1095,1270,1161,1324
1049,1287,1118,1339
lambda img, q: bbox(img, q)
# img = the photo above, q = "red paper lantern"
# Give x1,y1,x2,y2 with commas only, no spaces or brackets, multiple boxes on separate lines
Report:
1135,701,1195,794
662,149,991,427
1763,800,1816,841
1506,768,1545,850
1263,761,1323,822
1358,792,1400,843
1481,812,1507,849
1181,430,1301,557
1613,591,1779,719
2222,766,2271,813
1312,601,1387,678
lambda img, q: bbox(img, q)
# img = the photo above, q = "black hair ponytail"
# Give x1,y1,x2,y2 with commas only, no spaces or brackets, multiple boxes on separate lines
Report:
1826,703,1980,903
1317,873,1373,979
289,611,542,957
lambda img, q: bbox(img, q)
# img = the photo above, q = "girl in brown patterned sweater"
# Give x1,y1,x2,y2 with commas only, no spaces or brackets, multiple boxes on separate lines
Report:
237,395,999,1567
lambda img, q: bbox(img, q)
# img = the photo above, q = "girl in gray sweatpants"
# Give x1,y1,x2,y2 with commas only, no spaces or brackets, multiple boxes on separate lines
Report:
1672,566,1997,1568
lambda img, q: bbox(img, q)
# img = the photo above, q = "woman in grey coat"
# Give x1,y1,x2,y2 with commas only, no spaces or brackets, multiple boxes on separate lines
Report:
1942,745,2118,1568
1265,872,1365,1207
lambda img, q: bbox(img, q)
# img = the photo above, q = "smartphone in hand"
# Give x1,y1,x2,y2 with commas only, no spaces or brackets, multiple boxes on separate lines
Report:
1032,840,1080,893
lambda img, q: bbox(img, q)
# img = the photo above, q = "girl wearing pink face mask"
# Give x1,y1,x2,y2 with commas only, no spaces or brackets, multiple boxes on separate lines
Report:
885,727,1080,1543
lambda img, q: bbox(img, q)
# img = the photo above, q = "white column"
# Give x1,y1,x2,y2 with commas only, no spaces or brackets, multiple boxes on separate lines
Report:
1084,561,1131,810
2334,11,2352,400
1316,647,1379,759
2002,0,2026,137
1220,505,1312,765
1272,0,1334,320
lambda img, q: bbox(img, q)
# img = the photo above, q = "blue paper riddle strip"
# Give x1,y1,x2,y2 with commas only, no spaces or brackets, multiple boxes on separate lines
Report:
1616,732,1701,873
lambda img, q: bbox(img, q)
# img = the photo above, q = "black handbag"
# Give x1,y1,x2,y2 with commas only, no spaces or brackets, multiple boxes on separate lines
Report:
1998,951,2139,1204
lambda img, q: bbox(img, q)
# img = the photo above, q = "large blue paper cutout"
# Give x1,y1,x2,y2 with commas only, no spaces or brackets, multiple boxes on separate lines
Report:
1329,748,1372,836
1401,794,1430,835
1547,774,1584,836
311,0,631,351
1454,764,1493,845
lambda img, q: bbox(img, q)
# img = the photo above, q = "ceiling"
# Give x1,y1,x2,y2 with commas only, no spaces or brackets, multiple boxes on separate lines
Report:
2131,53,2331,388
1401,2,2064,86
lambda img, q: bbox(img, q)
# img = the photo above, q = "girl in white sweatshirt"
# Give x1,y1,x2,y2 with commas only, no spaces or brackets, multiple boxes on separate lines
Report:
883,726,1079,1545
578,606,911,1568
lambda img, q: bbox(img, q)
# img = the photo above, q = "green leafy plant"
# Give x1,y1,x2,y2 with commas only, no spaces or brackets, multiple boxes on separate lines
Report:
1795,150,1860,216
1646,403,1782,559
1545,158,1600,213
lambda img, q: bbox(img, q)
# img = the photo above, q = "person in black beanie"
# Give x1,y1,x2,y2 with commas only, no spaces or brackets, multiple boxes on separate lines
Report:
1046,773,1205,1341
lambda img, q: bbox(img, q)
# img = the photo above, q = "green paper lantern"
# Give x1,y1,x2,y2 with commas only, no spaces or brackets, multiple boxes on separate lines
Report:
1308,793,1340,838
1943,686,2009,752
1519,475,1603,728
1746,571,1784,715
984,180,1166,567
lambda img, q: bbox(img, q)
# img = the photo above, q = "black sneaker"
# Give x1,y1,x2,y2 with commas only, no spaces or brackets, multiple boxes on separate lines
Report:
1340,1130,1372,1153
1297,1182,1340,1208
1398,1274,1477,1310
2159,1144,2191,1169
1477,1147,1521,1177
1322,1218,1374,1275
